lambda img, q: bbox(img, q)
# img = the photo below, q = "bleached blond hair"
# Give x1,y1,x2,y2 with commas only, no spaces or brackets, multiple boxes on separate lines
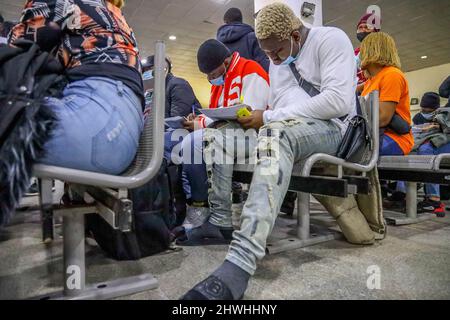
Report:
360,32,401,70
255,2,302,41
107,0,125,9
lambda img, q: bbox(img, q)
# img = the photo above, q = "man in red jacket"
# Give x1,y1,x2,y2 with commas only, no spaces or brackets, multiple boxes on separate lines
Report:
186,39,270,129
170,39,270,236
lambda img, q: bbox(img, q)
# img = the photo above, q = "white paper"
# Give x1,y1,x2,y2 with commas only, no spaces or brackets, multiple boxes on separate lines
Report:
199,105,250,121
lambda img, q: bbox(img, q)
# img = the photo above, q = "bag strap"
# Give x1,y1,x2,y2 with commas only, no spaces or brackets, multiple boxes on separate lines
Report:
289,62,349,122
289,62,320,97
355,93,363,116
289,61,363,117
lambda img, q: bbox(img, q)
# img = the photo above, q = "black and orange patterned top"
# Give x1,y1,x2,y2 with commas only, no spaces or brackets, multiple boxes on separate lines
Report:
9,0,144,104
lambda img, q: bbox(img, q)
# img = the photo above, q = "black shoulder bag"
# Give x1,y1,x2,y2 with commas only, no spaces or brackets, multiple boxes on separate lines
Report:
289,62,371,163
335,96,371,163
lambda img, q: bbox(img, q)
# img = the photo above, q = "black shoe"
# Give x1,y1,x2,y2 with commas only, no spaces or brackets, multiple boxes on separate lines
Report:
60,192,85,206
382,191,406,211
232,182,248,204
385,191,406,202
232,190,241,204
418,199,445,217
24,181,39,196
175,222,233,246
383,199,406,212
381,185,391,198
232,191,248,204
25,180,56,196
280,191,297,216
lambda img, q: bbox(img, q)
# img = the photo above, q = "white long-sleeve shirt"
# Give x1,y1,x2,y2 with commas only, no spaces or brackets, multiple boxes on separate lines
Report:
263,27,357,133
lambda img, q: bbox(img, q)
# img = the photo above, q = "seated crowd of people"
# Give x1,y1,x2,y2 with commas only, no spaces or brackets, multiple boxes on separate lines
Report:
1,0,449,300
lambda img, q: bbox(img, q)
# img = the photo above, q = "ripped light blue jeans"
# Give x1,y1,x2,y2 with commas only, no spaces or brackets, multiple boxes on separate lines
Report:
40,77,144,174
204,118,343,275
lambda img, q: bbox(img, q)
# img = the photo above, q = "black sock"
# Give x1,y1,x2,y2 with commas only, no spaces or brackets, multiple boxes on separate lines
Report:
212,260,251,300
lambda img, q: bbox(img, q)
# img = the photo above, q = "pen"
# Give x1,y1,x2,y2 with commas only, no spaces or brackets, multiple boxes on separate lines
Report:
192,104,196,117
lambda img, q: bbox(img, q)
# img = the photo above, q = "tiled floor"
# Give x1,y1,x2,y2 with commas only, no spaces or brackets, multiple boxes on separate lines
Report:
0,194,449,300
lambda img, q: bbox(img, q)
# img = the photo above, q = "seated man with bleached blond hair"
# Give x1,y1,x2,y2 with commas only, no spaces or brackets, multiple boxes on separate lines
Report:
181,3,357,300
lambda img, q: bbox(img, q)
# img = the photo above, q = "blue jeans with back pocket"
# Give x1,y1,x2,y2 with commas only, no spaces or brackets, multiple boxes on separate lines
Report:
40,77,144,174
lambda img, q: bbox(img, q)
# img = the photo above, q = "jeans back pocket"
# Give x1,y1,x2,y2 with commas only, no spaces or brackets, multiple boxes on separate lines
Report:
91,109,138,174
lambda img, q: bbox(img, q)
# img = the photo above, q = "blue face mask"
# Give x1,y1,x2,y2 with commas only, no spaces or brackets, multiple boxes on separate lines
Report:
209,75,225,86
421,112,435,120
280,37,299,66
142,70,153,81
209,65,226,86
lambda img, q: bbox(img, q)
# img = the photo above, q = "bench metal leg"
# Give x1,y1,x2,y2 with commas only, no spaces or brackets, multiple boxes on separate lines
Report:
385,182,434,225
64,213,86,296
405,182,417,218
297,192,310,239
38,178,54,244
31,208,159,300
267,192,341,254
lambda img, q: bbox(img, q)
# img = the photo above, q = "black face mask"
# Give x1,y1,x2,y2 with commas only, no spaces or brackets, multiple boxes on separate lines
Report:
357,32,371,43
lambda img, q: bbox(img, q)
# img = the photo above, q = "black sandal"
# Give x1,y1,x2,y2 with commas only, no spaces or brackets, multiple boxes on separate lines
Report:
181,275,239,300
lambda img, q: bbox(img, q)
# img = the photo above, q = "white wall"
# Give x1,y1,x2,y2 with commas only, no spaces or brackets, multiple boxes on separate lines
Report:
405,63,450,113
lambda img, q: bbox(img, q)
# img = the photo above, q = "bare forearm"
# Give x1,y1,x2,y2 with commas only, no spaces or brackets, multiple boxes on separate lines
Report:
379,101,397,127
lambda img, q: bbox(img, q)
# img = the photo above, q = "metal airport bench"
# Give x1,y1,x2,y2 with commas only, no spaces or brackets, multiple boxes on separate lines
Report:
378,154,450,225
233,91,380,254
30,41,166,300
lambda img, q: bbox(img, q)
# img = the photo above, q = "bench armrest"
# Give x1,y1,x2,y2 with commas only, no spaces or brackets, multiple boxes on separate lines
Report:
301,91,380,177
434,153,450,170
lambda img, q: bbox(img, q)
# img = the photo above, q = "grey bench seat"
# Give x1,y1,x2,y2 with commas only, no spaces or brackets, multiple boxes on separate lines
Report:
377,154,450,225
378,154,450,171
378,154,450,185
235,154,450,175
379,155,437,170
31,42,167,300
232,92,380,253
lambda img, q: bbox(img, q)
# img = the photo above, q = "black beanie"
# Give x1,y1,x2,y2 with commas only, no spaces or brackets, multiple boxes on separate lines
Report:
197,39,231,74
420,92,441,110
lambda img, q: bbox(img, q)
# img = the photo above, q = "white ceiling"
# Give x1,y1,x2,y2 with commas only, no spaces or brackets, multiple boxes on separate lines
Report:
1,0,450,106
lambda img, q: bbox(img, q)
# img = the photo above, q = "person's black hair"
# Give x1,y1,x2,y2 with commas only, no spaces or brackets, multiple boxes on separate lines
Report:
0,13,4,24
421,92,441,110
142,55,172,73
224,8,243,24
